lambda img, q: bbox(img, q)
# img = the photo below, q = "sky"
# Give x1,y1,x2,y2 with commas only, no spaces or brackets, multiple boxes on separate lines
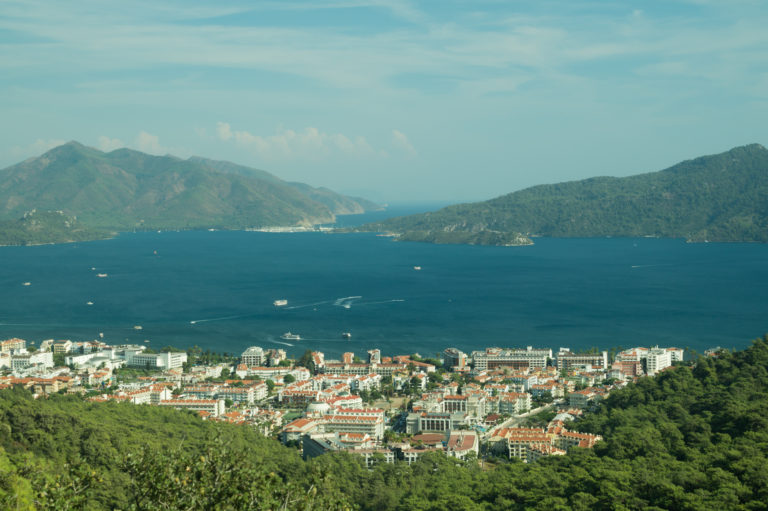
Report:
1,1,767,203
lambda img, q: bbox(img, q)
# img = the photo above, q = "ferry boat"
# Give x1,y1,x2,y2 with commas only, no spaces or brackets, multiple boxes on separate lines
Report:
342,332,352,339
281,332,301,340
273,299,288,307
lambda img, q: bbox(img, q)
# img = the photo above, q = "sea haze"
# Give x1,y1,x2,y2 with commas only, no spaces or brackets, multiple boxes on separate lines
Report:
1,218,767,359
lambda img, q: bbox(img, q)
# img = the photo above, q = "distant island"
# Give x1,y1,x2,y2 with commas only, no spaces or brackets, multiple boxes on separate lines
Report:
0,141,382,245
351,143,768,245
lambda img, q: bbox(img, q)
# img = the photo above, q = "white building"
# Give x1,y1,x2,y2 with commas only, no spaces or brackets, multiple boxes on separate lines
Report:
158,399,225,417
472,347,552,371
646,347,672,375
11,351,54,371
125,351,187,370
241,346,265,367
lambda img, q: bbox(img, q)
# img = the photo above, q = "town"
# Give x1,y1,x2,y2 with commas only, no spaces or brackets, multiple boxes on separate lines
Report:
0,337,690,467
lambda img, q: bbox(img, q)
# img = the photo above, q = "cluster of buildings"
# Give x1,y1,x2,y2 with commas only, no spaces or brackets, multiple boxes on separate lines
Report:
0,336,687,467
275,342,684,466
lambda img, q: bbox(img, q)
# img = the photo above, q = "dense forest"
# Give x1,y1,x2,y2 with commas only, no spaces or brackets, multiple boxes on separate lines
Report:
357,143,768,245
2,336,768,510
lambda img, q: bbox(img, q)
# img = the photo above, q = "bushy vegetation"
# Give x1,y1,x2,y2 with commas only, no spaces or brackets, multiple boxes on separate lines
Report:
361,143,768,244
0,210,109,246
3,335,768,509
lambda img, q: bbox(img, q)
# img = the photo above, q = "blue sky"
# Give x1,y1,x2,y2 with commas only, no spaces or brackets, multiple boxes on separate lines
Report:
1,0,766,202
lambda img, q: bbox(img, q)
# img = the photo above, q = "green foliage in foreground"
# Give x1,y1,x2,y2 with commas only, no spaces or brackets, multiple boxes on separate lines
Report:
2,336,768,509
360,143,768,244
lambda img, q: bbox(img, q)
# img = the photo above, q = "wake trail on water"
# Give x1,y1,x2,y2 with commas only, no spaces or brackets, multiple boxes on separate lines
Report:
189,315,248,325
354,299,405,307
334,296,362,309
285,300,333,310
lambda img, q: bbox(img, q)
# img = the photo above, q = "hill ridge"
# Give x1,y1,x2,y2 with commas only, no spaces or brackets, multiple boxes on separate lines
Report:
356,143,768,245
0,142,381,240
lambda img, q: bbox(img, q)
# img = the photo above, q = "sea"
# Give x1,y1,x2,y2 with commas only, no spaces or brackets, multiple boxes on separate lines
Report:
2,204,767,360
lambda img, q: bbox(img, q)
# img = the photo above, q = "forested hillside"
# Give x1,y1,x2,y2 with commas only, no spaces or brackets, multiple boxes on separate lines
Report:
0,142,380,238
358,144,768,245
2,336,768,509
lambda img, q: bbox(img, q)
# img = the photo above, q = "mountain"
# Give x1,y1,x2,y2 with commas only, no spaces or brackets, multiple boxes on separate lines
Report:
0,142,381,237
354,143,768,245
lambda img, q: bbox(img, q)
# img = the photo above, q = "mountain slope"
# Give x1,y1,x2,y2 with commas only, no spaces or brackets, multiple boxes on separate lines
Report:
0,142,380,233
357,143,768,244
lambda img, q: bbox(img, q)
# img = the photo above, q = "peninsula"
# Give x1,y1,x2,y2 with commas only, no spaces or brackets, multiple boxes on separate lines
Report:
352,144,768,245
0,142,382,245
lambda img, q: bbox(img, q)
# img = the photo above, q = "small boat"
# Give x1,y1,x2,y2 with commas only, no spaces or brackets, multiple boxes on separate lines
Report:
273,299,288,307
342,332,352,339
86,301,94,306
97,273,108,278
413,266,422,271
133,325,143,330
281,332,301,340
22,282,31,286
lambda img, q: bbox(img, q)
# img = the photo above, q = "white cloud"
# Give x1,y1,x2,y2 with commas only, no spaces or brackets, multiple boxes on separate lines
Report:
391,129,417,157
97,136,125,152
216,122,378,161
7,138,66,160
135,131,164,155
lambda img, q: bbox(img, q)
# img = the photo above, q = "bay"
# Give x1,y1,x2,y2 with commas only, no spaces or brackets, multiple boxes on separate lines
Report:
1,223,767,359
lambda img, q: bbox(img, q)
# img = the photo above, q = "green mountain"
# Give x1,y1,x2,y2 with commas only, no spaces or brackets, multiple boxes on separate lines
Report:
358,143,768,245
0,142,381,237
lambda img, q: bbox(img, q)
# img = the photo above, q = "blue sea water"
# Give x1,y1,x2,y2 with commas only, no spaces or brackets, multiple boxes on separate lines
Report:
1,215,767,359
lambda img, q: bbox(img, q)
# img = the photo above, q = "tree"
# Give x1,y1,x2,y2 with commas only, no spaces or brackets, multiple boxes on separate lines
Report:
284,374,296,384
298,350,316,374
266,380,275,392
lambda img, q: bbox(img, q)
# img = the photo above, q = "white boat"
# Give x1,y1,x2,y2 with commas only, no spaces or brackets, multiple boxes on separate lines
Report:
273,299,288,307
413,266,422,271
86,301,94,305
281,332,301,340
97,273,108,278
22,282,31,286
342,332,352,339
133,325,143,330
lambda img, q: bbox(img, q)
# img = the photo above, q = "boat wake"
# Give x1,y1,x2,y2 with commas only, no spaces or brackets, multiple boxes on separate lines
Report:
285,300,333,310
334,296,362,309
355,299,405,307
189,315,246,325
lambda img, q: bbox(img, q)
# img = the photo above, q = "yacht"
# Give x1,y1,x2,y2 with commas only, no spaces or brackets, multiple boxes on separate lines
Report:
281,332,301,340
273,299,288,307
342,332,352,339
